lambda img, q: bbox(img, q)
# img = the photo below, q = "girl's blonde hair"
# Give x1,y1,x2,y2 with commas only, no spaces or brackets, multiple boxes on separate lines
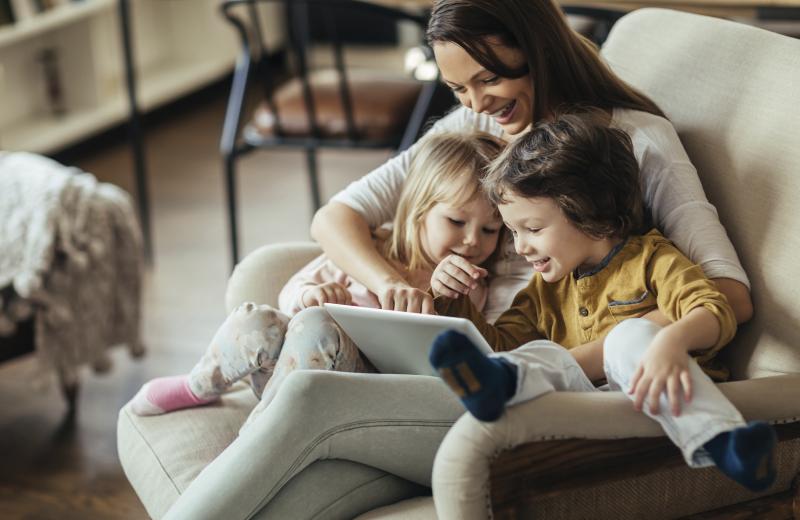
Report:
382,131,504,271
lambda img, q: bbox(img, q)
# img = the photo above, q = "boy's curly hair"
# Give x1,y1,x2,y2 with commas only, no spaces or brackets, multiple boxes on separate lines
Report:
483,111,644,239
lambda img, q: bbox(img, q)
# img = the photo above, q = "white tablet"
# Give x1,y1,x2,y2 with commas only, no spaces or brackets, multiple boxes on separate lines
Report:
324,303,493,377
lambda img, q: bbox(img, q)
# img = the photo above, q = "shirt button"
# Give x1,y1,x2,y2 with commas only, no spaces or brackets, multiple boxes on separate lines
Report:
579,307,589,317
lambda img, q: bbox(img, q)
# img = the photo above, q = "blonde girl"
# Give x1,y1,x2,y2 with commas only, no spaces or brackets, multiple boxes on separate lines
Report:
130,132,505,425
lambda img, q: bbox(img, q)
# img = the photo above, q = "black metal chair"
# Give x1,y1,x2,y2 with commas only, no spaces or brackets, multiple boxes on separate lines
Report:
561,5,627,45
219,0,439,266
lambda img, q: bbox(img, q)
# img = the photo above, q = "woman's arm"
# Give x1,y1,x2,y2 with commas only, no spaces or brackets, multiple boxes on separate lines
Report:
636,280,752,325
310,108,486,314
311,203,434,313
622,113,754,322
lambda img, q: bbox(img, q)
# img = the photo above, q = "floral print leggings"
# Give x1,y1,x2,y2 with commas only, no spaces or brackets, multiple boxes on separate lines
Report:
187,303,374,429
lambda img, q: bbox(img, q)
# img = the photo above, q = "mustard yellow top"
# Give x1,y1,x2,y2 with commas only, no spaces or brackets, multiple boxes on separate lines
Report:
434,230,737,381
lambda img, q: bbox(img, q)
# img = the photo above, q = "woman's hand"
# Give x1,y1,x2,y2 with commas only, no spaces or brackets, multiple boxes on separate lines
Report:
431,254,488,299
629,326,693,417
377,281,435,314
301,282,352,308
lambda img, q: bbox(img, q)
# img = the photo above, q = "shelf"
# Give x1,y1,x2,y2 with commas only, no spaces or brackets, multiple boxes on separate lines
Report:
0,0,241,153
0,0,115,48
1,100,126,153
0,55,234,153
137,55,235,112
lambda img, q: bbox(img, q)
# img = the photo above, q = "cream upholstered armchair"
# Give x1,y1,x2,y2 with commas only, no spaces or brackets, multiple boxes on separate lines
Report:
432,8,800,519
118,8,800,519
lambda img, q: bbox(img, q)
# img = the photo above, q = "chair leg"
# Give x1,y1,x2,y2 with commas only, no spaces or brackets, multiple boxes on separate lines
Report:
793,472,799,518
305,146,322,212
224,153,240,269
61,380,79,419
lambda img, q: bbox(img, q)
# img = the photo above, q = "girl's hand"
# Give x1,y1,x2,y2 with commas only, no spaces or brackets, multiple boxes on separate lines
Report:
302,282,352,308
377,281,434,314
431,254,488,299
628,328,693,416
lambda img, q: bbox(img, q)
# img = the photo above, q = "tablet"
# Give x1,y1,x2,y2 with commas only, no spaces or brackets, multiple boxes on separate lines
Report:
324,303,493,377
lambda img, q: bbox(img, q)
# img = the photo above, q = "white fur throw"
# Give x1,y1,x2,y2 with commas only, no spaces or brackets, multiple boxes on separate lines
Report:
0,152,144,384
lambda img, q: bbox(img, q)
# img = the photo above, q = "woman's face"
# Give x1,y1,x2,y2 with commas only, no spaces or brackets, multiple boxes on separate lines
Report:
433,40,534,136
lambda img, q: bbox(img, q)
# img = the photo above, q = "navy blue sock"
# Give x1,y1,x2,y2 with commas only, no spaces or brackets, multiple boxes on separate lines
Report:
429,330,517,422
703,421,777,492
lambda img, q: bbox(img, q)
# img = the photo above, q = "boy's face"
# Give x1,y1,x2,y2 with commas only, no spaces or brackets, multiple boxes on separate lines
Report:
499,193,611,283
421,195,503,267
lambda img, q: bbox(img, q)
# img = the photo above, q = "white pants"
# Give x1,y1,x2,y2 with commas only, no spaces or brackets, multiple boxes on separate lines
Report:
431,319,748,520
492,318,745,467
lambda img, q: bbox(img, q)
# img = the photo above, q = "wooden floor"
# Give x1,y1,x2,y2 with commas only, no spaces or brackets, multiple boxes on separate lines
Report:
0,93,392,519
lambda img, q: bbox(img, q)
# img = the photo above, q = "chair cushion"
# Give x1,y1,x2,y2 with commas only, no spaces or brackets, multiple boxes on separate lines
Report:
248,69,423,142
353,496,436,519
117,382,256,519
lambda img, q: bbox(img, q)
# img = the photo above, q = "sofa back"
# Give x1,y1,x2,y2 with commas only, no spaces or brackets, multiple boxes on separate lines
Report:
602,9,800,380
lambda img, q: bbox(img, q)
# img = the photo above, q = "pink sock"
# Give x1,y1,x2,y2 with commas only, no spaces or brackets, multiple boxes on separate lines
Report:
130,375,216,416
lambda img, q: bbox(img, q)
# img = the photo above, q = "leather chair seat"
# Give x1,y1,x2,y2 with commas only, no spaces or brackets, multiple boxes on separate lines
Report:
248,69,424,142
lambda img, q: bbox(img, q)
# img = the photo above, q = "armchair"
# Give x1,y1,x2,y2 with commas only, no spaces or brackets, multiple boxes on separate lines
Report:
432,8,800,519
117,8,800,520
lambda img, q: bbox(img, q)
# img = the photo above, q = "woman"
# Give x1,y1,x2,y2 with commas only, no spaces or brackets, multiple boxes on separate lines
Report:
165,1,752,518
312,0,752,326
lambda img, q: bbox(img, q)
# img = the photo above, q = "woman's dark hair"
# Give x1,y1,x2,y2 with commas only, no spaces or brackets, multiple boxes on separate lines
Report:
425,0,664,122
483,111,644,239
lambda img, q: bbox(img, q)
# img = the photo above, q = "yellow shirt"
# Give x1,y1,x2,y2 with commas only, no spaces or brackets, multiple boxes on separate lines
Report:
434,230,737,381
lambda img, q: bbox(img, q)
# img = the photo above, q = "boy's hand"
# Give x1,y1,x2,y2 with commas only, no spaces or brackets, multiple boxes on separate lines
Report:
302,282,352,308
431,254,488,299
629,327,693,416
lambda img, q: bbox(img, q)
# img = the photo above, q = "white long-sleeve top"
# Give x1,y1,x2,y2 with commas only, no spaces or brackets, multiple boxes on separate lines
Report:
330,106,750,324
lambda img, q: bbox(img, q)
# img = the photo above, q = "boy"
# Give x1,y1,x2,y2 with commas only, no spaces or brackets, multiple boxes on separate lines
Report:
428,112,776,491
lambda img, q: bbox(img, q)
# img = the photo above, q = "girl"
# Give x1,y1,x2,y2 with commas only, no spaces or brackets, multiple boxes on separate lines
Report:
130,132,505,422
428,114,776,512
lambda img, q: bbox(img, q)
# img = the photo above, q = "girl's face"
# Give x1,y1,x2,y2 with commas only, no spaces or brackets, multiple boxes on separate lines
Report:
499,193,616,283
433,40,534,137
421,194,503,267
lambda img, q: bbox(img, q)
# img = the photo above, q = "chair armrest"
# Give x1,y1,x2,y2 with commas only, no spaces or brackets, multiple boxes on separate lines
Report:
432,375,800,519
225,242,321,313
489,422,800,516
